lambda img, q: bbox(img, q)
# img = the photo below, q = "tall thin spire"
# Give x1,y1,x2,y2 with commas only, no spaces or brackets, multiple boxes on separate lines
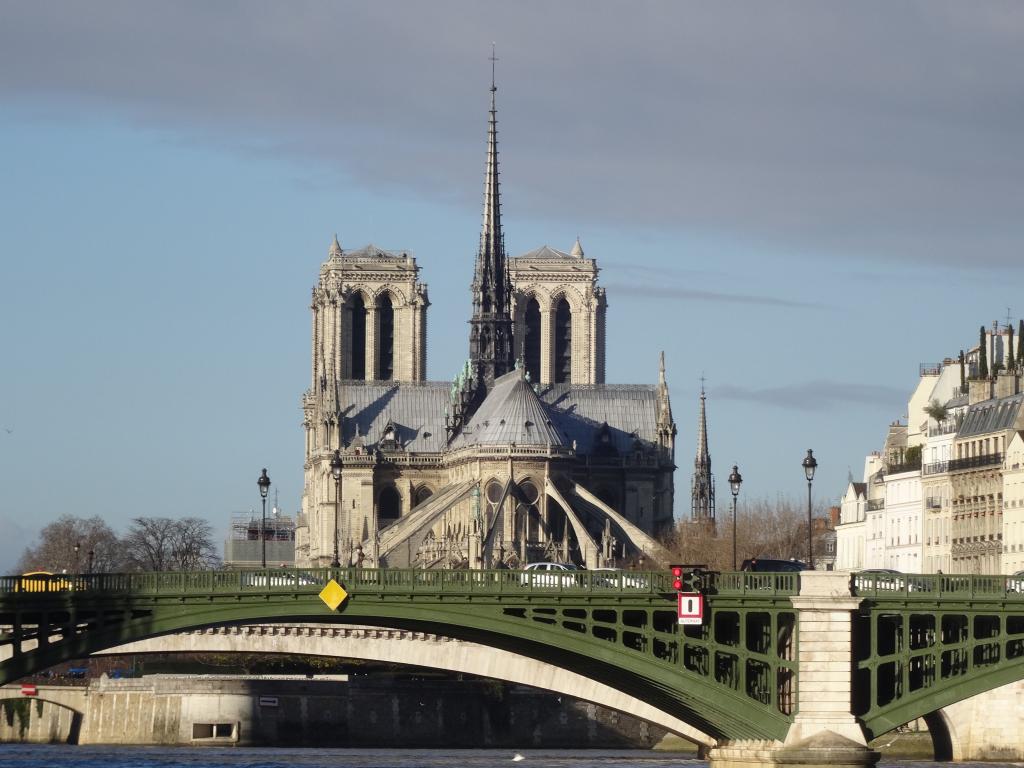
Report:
691,379,715,522
468,45,515,399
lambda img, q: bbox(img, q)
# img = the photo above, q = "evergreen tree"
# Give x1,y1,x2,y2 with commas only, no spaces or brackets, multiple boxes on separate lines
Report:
959,350,966,392
1018,320,1023,369
979,325,989,379
1009,324,1016,370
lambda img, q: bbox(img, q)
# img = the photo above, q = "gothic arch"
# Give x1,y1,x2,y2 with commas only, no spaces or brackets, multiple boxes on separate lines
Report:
523,296,542,384
548,286,583,313
515,478,543,543
376,291,395,381
413,484,435,508
554,296,572,384
346,290,370,381
378,484,402,527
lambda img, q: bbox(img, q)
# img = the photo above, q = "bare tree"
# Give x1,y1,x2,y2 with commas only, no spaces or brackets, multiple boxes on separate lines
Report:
664,495,834,571
170,517,220,570
15,515,123,574
123,516,220,571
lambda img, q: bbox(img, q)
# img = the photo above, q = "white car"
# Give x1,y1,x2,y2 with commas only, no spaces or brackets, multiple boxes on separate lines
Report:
854,569,909,592
520,562,582,587
591,567,648,589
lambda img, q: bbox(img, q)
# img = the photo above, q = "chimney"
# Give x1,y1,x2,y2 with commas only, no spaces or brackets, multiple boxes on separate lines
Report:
969,378,994,405
995,372,1020,399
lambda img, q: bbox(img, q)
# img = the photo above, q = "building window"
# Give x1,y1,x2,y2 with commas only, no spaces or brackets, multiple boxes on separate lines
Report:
554,297,572,384
524,297,541,383
516,480,541,543
377,293,394,380
349,293,367,380
413,485,434,507
378,485,401,527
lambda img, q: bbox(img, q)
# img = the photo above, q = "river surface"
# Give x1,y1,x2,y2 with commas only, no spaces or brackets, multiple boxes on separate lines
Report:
0,745,1013,768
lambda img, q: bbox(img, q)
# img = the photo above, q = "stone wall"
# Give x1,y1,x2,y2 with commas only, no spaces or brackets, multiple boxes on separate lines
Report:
0,675,665,748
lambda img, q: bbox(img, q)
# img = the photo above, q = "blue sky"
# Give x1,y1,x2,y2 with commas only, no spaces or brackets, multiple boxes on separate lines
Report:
1,1,1023,572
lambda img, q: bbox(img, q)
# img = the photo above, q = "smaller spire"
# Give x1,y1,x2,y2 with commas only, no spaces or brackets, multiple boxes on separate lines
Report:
571,236,584,257
659,350,666,385
329,234,342,258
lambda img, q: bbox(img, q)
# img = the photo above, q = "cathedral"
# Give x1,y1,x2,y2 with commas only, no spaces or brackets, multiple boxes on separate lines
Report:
294,76,677,570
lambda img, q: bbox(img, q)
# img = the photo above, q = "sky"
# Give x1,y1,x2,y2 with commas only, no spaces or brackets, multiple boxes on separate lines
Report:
1,1,1023,573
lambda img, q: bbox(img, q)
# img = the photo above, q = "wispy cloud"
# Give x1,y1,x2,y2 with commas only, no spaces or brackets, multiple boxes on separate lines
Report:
607,281,821,309
714,380,906,411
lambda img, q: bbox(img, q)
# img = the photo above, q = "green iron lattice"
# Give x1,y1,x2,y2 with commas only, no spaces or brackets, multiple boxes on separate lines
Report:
0,568,800,741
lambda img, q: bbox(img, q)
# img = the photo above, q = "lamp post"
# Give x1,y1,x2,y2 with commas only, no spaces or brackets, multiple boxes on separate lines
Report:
87,549,94,575
330,450,343,568
257,468,271,568
74,542,81,574
802,449,818,569
728,465,743,571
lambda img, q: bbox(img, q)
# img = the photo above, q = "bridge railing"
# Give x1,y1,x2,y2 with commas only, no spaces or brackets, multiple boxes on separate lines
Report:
851,571,1024,598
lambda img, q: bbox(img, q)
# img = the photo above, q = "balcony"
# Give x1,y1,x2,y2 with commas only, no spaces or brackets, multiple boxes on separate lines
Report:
866,499,885,512
948,452,1003,472
886,459,922,475
927,421,958,437
923,461,949,476
925,497,943,510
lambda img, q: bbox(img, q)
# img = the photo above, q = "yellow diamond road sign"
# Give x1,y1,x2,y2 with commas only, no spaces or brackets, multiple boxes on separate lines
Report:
319,579,349,611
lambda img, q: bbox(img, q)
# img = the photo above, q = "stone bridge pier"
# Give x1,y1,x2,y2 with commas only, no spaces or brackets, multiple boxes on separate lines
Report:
709,572,879,768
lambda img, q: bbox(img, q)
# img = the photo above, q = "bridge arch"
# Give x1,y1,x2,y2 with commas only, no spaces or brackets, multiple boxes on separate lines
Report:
0,691,83,743
102,623,714,748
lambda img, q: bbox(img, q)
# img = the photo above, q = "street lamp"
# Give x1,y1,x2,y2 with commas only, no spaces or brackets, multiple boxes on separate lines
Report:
330,450,343,568
74,542,81,574
87,549,95,575
257,468,271,568
802,449,818,569
728,465,743,571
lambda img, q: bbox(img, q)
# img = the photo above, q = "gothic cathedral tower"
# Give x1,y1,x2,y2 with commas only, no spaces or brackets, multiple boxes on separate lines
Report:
467,67,515,397
691,383,715,522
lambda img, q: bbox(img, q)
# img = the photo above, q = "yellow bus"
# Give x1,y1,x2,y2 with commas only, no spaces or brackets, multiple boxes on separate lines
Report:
16,571,75,592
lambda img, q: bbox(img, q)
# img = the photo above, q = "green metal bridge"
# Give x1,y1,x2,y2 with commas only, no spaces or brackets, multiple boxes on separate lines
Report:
2,568,1024,744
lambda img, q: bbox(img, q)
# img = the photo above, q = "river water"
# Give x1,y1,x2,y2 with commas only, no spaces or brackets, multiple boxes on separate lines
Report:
0,745,1004,768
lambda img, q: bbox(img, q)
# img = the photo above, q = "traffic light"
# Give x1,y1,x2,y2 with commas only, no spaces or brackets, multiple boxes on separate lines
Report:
669,564,706,593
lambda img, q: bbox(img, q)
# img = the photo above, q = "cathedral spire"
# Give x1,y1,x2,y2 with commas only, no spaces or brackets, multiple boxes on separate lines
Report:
467,45,515,399
691,379,715,522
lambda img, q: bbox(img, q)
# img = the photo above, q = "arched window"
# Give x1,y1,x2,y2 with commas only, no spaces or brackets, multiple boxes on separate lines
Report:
524,297,541,383
378,485,401,527
377,293,394,381
349,293,367,380
516,480,541,543
485,479,504,525
555,297,572,384
413,485,434,507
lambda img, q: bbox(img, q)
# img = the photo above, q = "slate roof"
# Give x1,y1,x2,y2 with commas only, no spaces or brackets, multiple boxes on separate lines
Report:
336,379,661,457
449,370,566,449
338,382,450,452
539,383,660,454
958,392,1024,438
513,245,575,261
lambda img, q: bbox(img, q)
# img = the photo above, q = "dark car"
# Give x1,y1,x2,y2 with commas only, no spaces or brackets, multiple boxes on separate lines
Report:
740,558,810,573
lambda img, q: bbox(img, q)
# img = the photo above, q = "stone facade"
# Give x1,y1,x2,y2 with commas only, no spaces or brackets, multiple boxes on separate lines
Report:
0,675,671,749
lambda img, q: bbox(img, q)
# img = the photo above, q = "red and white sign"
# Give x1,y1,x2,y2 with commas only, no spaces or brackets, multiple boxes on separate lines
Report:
677,593,704,625
20,684,37,696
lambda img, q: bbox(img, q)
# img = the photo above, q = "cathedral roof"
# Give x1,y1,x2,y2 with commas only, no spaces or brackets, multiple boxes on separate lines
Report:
332,380,663,458
538,384,662,455
450,370,567,449
513,245,577,261
339,382,450,452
